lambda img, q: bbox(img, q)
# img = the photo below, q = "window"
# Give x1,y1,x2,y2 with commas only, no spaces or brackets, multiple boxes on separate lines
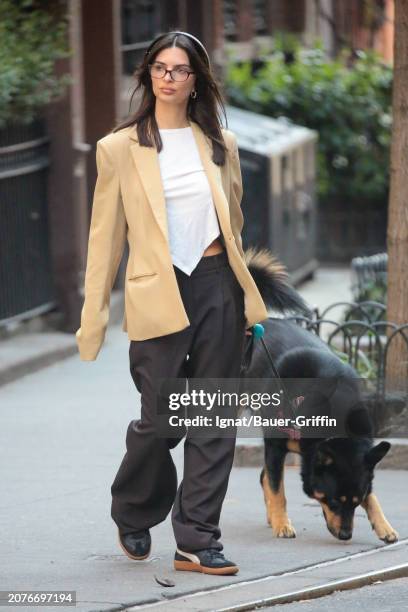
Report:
121,0,164,75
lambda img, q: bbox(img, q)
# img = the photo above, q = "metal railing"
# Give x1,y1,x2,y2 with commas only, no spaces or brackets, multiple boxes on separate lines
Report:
0,119,56,325
282,300,408,437
351,252,388,303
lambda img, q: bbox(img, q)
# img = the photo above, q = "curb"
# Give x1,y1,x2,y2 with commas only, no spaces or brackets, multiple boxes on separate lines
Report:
234,437,408,470
0,292,124,388
122,540,408,611
205,563,408,612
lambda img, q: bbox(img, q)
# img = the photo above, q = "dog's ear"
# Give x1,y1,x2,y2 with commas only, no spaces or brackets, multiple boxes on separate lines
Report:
364,441,391,469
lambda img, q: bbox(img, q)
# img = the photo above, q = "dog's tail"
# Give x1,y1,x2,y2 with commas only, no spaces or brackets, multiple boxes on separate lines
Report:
244,246,313,318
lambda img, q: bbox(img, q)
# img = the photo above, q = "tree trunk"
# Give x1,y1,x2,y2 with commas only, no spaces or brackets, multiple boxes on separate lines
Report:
385,0,408,392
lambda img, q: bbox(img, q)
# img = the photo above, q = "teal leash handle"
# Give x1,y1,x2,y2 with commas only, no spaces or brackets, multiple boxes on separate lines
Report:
245,323,280,383
251,322,265,339
240,323,266,377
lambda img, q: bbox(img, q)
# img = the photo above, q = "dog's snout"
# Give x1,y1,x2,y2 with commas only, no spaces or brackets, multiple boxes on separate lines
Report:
338,528,352,540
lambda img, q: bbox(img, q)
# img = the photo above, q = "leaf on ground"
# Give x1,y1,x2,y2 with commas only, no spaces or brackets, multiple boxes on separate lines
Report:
154,575,175,587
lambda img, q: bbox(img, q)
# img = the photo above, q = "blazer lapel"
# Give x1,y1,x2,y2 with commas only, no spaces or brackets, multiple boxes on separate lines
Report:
129,134,169,242
127,120,231,244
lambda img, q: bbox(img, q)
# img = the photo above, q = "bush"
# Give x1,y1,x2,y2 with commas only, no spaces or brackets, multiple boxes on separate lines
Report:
0,0,72,129
225,41,393,206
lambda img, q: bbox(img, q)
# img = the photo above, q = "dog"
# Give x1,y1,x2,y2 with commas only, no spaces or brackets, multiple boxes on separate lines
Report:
241,246,399,544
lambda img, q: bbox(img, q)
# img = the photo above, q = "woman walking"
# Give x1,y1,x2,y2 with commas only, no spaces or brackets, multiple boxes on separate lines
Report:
75,31,268,575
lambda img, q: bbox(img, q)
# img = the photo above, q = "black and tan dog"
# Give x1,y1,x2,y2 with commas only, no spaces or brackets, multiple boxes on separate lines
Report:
242,247,399,544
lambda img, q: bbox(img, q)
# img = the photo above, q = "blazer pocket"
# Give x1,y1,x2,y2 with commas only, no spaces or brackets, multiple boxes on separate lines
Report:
128,270,158,280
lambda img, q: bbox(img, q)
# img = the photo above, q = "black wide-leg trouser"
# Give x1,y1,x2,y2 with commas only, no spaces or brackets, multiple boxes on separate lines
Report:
110,250,247,552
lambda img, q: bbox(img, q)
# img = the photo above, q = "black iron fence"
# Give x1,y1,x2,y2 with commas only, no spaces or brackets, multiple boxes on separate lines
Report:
0,118,56,325
284,300,408,437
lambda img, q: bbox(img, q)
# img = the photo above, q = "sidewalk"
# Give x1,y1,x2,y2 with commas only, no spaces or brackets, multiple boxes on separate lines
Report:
0,315,406,611
0,293,125,387
294,265,354,315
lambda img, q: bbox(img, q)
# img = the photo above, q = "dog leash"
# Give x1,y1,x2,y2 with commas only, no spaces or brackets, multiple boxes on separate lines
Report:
241,323,302,440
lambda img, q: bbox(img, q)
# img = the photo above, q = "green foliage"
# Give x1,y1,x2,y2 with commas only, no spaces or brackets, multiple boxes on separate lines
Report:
356,278,387,305
225,41,393,205
0,0,72,128
271,31,302,55
332,347,377,381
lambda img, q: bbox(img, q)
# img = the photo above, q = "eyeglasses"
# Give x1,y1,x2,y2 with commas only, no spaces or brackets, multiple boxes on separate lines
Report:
148,62,195,82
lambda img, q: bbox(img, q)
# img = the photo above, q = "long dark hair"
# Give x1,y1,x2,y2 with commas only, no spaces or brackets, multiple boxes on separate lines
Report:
112,31,229,166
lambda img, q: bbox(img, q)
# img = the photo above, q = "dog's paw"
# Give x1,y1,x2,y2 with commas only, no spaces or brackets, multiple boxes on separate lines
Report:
371,517,399,543
272,521,297,538
379,526,399,544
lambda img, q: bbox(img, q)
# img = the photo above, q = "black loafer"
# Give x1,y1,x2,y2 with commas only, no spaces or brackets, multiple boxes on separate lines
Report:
118,528,151,560
174,547,239,575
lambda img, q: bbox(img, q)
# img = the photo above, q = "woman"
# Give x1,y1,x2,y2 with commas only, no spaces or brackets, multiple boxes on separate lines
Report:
75,31,268,576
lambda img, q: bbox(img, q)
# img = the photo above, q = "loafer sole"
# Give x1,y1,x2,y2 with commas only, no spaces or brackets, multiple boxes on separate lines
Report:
174,559,239,575
118,528,151,560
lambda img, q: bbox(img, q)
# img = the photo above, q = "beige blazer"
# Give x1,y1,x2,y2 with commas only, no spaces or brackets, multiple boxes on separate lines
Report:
75,119,268,361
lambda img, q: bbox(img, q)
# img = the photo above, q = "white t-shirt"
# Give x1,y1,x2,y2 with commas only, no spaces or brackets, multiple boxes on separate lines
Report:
157,126,221,275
